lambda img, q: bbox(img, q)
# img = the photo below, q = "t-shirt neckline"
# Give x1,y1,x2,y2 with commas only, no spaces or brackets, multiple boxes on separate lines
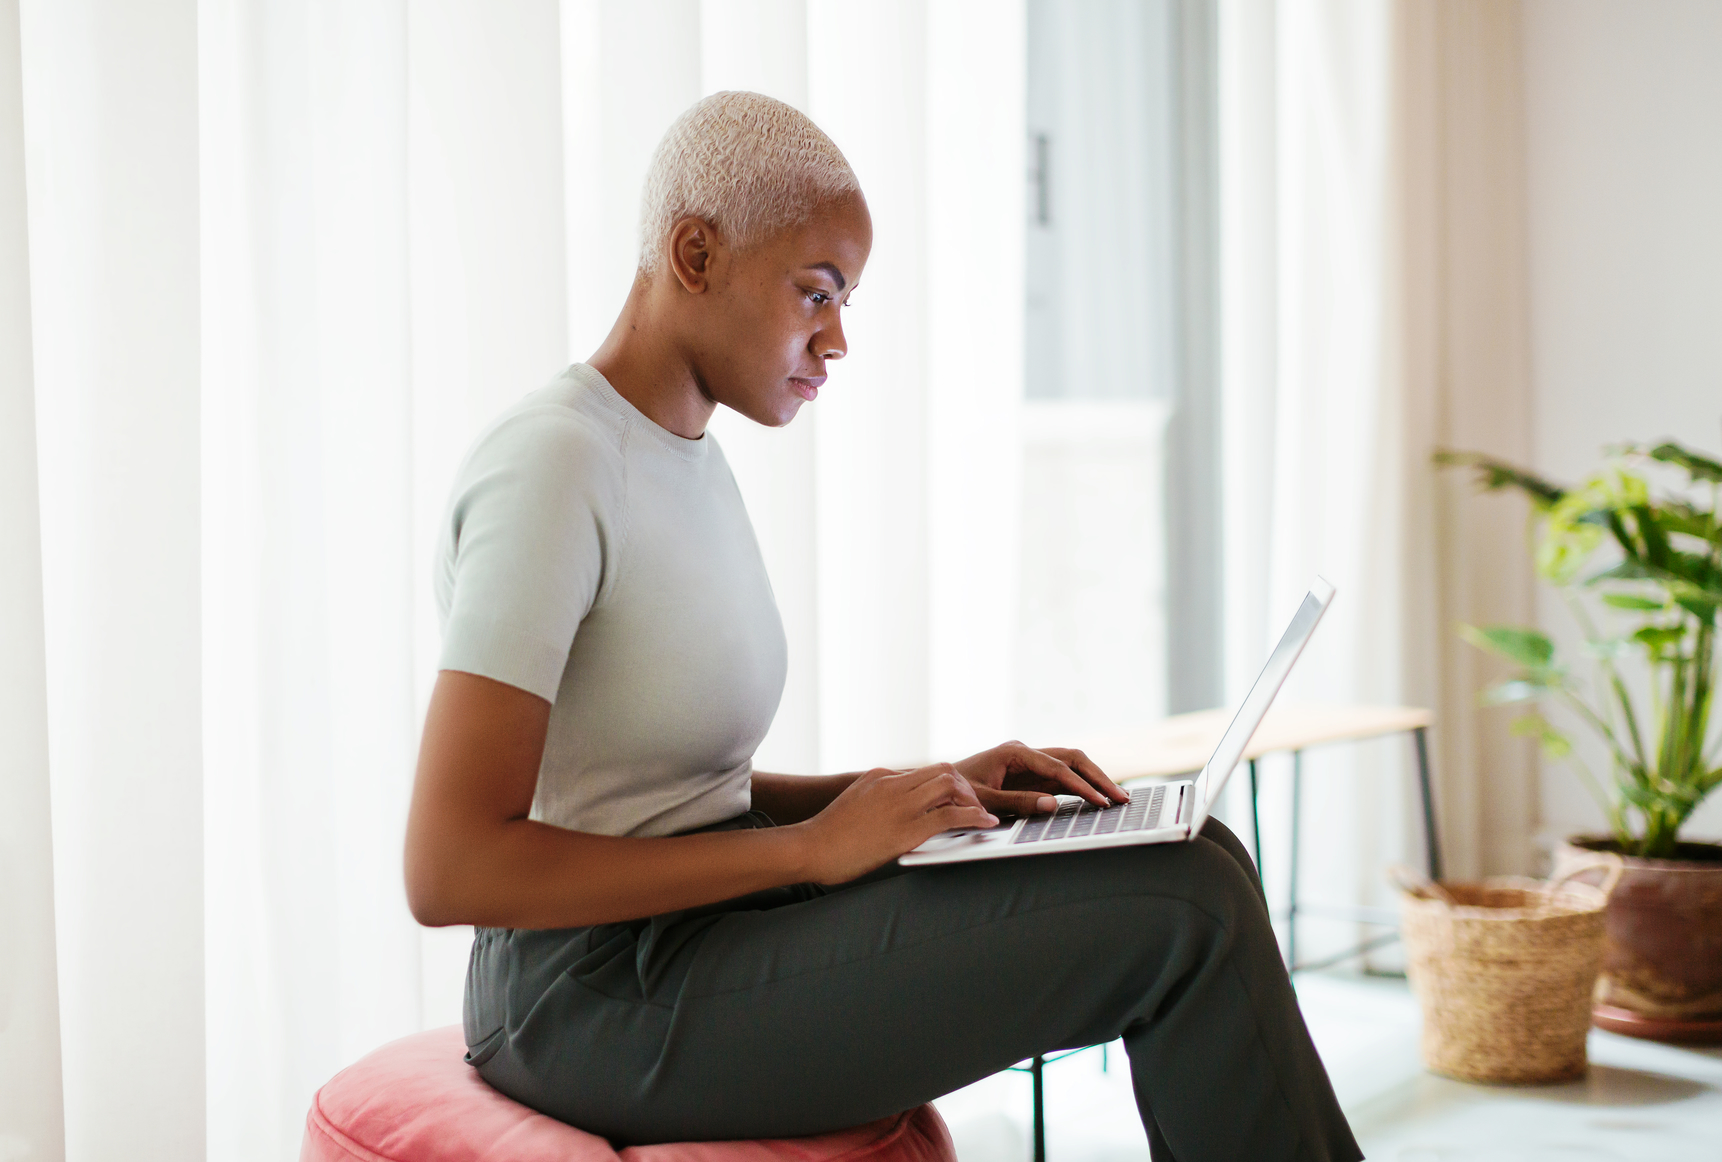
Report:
568,363,709,462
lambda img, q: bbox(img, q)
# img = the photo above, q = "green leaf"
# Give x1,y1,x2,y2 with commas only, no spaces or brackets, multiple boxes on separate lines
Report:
1676,595,1721,623
1601,592,1667,611
1595,466,1653,510
1645,441,1722,484
1660,503,1721,545
1460,624,1556,668
1659,548,1719,586
1632,626,1687,654
1587,559,1722,622
1619,781,1663,811
1482,679,1546,706
1537,523,1604,584
1508,713,1543,736
1434,451,1566,507
1510,713,1573,759
1633,505,1675,568
1587,559,1657,583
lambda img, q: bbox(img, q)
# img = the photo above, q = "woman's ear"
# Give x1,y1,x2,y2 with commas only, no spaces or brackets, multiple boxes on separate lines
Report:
668,217,718,293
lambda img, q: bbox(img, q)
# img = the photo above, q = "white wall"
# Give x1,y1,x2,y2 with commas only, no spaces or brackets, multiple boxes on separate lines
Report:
1523,0,1722,844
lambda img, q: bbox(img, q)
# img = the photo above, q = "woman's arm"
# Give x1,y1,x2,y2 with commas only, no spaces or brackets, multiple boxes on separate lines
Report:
403,670,995,930
748,772,859,824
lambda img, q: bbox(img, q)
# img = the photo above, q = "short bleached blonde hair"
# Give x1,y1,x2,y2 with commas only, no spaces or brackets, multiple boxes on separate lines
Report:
638,91,861,274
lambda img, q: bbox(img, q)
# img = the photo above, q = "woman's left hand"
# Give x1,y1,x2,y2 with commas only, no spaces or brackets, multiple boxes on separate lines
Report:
953,742,1130,818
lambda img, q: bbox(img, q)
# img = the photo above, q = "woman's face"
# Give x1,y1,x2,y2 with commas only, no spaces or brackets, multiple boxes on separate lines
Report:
687,191,873,428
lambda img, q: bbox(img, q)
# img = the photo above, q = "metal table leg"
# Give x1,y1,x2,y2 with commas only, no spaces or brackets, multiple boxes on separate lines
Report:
1031,1054,1045,1162
1413,726,1442,881
1248,758,1262,872
1288,749,1303,971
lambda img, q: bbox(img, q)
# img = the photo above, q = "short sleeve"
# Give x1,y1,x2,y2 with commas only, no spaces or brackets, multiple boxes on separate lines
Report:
435,408,622,702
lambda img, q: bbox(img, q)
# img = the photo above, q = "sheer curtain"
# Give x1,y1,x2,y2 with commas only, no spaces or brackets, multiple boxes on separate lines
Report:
0,4,63,1159
4,2,1022,1159
1217,0,1539,960
1218,0,1418,966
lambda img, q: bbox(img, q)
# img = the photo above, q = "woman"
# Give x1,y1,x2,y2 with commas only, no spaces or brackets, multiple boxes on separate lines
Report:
404,91,1360,1162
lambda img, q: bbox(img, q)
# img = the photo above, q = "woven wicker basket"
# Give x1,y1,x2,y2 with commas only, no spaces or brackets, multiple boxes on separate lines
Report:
1393,857,1622,1084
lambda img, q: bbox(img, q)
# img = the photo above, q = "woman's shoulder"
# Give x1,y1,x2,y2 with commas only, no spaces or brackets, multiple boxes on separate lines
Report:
459,371,628,496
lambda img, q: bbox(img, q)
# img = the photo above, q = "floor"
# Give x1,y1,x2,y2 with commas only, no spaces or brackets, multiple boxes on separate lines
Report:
931,972,1722,1162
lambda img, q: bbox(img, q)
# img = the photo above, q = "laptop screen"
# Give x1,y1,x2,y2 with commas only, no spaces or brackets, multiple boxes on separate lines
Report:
1187,578,1335,834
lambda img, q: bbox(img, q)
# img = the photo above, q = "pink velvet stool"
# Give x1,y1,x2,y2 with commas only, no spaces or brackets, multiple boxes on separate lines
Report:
301,1027,957,1162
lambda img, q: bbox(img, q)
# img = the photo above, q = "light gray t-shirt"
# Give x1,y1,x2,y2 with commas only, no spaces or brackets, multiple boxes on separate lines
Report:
434,363,787,838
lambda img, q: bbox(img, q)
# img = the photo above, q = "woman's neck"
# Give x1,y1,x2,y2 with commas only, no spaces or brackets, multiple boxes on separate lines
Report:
587,279,715,440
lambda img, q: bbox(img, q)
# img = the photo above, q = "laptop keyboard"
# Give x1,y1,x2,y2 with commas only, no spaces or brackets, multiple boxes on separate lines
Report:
1011,783,1172,845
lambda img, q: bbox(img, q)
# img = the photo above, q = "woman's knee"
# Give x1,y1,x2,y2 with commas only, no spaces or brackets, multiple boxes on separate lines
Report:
1183,829,1265,907
1195,817,1266,902
1067,830,1262,917
1197,816,1247,866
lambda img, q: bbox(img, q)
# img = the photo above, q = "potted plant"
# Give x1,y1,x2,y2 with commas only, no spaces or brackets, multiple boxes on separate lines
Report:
1438,440,1722,1042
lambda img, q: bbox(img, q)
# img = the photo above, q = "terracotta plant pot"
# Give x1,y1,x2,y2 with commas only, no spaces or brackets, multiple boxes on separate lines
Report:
1554,836,1722,1042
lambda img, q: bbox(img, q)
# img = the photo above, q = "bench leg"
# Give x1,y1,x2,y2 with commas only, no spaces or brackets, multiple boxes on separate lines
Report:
1031,1054,1046,1162
1288,749,1302,971
1248,758,1262,873
1413,727,1442,882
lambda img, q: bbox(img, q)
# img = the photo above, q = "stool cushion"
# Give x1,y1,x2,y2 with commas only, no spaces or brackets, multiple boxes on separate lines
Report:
301,1027,957,1162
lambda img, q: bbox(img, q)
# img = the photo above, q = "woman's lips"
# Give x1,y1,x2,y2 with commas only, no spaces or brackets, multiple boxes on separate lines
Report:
789,376,824,402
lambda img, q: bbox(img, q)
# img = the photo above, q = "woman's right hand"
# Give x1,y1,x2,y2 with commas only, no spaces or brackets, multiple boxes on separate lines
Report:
797,764,998,884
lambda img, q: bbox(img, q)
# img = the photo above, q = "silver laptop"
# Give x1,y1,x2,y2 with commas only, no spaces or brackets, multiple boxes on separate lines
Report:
900,577,1335,866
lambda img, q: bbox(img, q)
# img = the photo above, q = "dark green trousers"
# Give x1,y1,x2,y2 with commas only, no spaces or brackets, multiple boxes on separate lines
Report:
463,815,1361,1162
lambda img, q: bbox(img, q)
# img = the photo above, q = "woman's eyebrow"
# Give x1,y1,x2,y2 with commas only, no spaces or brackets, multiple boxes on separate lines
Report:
802,261,848,292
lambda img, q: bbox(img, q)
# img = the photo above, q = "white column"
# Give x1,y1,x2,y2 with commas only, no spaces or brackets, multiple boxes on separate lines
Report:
0,1,65,1157
925,0,1025,758
18,0,203,1157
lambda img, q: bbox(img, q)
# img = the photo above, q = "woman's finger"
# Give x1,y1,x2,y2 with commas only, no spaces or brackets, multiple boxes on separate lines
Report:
1042,747,1131,804
975,785,1059,817
909,769,982,813
1009,745,1111,806
900,761,963,789
923,803,999,836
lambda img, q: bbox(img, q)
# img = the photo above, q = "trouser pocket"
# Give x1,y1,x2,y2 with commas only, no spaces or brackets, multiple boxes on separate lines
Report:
463,1024,506,1067
464,926,508,1052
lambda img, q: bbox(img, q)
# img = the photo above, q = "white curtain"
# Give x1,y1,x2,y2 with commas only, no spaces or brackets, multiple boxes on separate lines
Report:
1218,0,1414,966
3,2,1023,1159
1217,0,1538,961
13,4,204,1161
0,4,63,1159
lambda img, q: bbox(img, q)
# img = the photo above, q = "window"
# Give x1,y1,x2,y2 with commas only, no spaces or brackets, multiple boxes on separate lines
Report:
1017,0,1220,742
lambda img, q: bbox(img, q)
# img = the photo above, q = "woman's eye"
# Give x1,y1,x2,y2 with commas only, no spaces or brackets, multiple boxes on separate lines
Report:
807,291,829,305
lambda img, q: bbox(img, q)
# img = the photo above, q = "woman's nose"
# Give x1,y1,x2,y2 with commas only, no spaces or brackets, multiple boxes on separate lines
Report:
815,315,847,361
